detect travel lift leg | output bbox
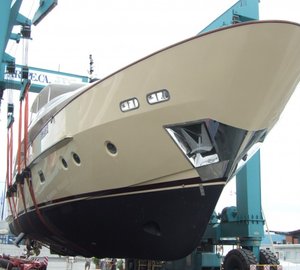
[130,1,281,269]
[163,151,279,270]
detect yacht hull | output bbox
[7,20,300,260]
[12,180,224,259]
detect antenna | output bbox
[89,54,94,82]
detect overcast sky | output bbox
[1,0,299,232]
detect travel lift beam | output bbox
[0,0,89,109]
[129,1,280,270]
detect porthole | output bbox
[60,157,68,169]
[72,152,81,165]
[38,170,45,183]
[105,141,118,156]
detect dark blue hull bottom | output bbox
[10,182,224,260]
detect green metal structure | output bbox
[0,0,88,108]
[164,1,279,269]
[199,0,259,34]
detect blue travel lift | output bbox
[129,1,279,270]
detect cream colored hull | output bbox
[9,20,300,260]
[24,20,300,205]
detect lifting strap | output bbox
[23,168,89,255]
[6,101,17,218]
[6,102,23,233]
[16,82,31,215]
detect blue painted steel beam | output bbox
[0,0,16,83]
[0,0,29,86]
[236,152,263,226]
[0,0,88,98]
[32,0,58,26]
[0,0,30,59]
[0,0,13,64]
[0,0,23,56]
[1,64,89,93]
[200,0,259,34]
[236,151,264,258]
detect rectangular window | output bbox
[120,98,139,112]
[147,89,170,104]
